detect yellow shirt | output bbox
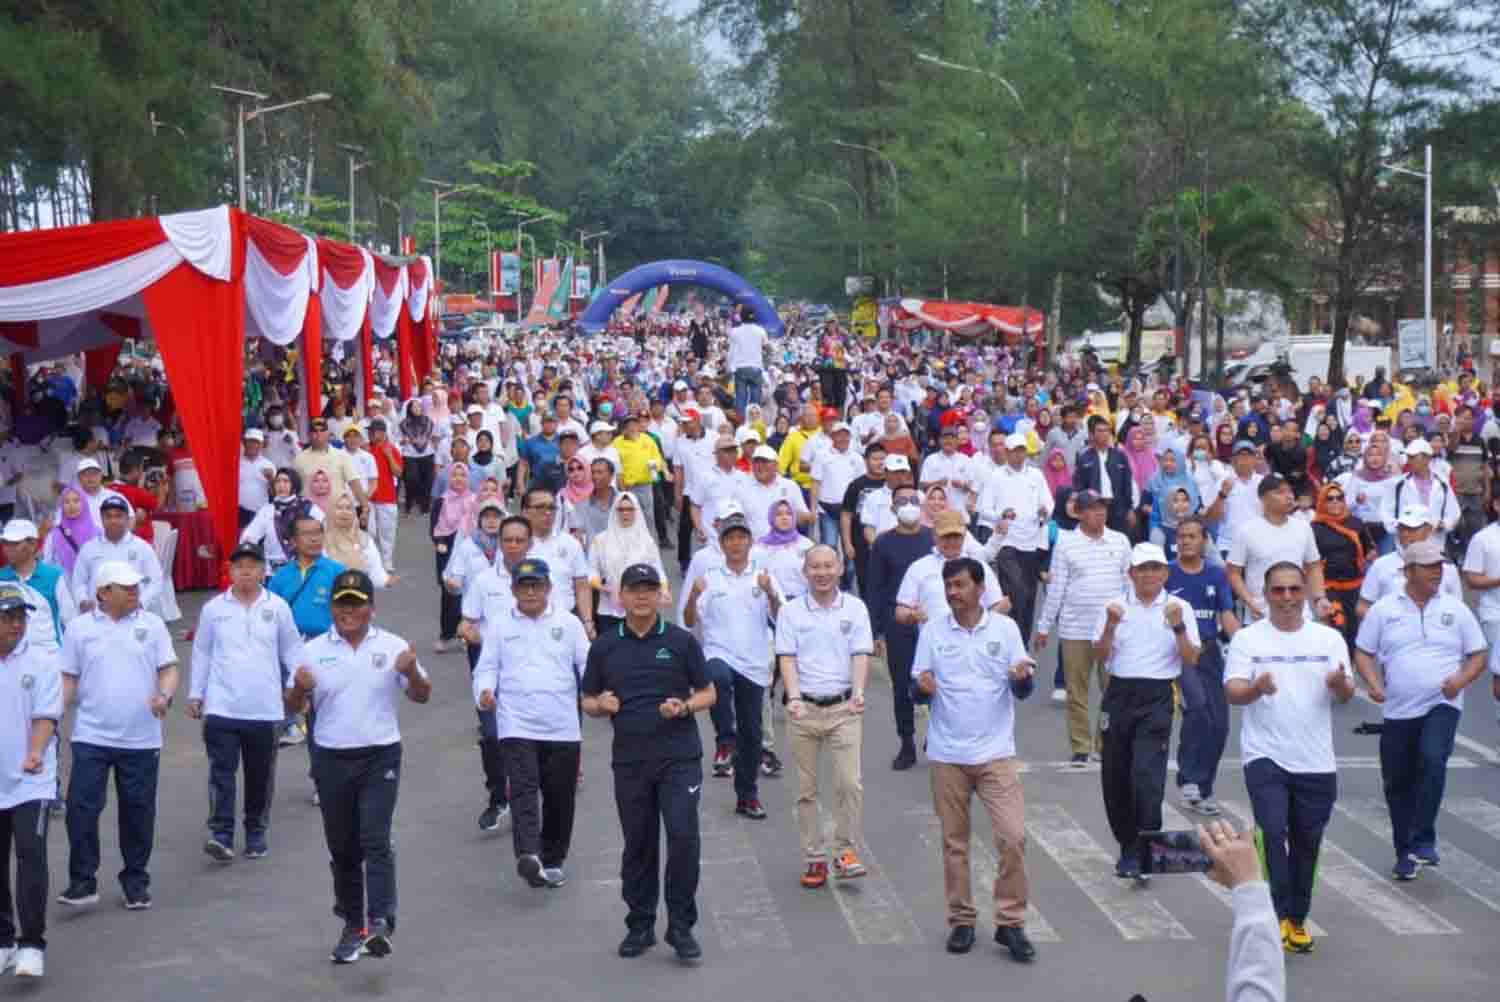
[779,428,816,488]
[612,433,664,487]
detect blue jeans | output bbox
[704,658,765,802]
[1380,704,1460,858]
[734,367,764,418]
[1244,758,1336,923]
[66,742,159,897]
[1176,654,1229,798]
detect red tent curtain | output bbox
[142,220,245,562]
[359,311,374,409]
[302,292,323,419]
[395,306,415,401]
[84,343,123,392]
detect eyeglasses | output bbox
[1324,493,1345,502]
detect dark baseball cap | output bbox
[620,563,662,588]
[0,583,35,614]
[330,569,374,604]
[229,541,266,563]
[512,557,550,583]
[99,495,131,514]
[717,513,752,539]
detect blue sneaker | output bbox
[244,833,269,860]
[1115,849,1143,881]
[1392,855,1419,881]
[1412,845,1440,867]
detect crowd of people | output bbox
[2,308,1498,1002]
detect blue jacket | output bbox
[0,561,65,643]
[268,556,345,638]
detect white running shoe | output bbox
[13,947,43,978]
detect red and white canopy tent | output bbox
[888,298,1045,341]
[0,206,437,562]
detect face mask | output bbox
[1193,448,1209,462]
[268,415,284,429]
[895,502,921,526]
[1417,406,1431,416]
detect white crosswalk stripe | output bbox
[1220,800,1460,935]
[1335,798,1500,917]
[817,805,923,945]
[1158,803,1328,937]
[1445,796,1500,840]
[905,806,1061,941]
[1025,802,1193,940]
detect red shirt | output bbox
[369,441,403,504]
[107,481,158,543]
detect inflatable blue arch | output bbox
[577,259,784,336]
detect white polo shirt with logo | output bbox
[189,588,305,721]
[0,639,63,808]
[895,551,1007,625]
[297,625,426,749]
[695,562,775,685]
[61,608,177,749]
[1091,588,1200,680]
[913,610,1030,765]
[472,605,589,742]
[1355,590,1486,721]
[774,592,874,699]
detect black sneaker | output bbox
[330,925,366,964]
[618,927,656,958]
[946,924,976,954]
[363,918,393,958]
[891,741,917,771]
[735,799,767,820]
[517,853,547,888]
[56,883,99,907]
[995,925,1036,962]
[1068,753,1090,769]
[1115,850,1142,881]
[204,836,235,863]
[479,803,509,832]
[664,926,702,963]
[244,834,269,860]
[123,890,153,911]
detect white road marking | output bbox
[907,807,1061,942]
[1028,756,1477,773]
[1445,796,1500,840]
[1159,803,1326,937]
[1025,803,1192,941]
[1452,733,1500,766]
[1336,798,1500,917]
[817,805,922,945]
[1220,800,1459,935]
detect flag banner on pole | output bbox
[573,264,591,299]
[489,251,500,298]
[499,252,520,295]
[524,259,563,328]
[636,287,655,316]
[547,258,574,319]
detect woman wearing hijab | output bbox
[323,494,392,589]
[1310,481,1373,649]
[1147,445,1201,546]
[42,485,99,578]
[431,462,478,652]
[879,412,920,468]
[588,492,667,634]
[1041,447,1072,503]
[1336,439,1398,554]
[1121,424,1157,541]
[238,467,325,570]
[753,499,813,601]
[1213,420,1237,463]
[400,397,436,515]
[469,429,503,490]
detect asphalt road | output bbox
[9,512,1500,1001]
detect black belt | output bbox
[803,689,851,707]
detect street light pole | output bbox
[580,229,611,293]
[474,220,492,295]
[515,215,547,316]
[1381,143,1435,366]
[211,86,330,211]
[421,179,478,297]
[338,143,369,242]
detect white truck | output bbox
[1219,338,1392,391]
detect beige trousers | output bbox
[930,758,1029,928]
[789,702,863,862]
[1060,638,1109,756]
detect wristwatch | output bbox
[1171,623,1187,635]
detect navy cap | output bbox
[99,495,131,514]
[0,583,35,614]
[512,558,551,583]
[1074,488,1107,509]
[620,563,662,588]
[331,569,374,604]
[229,540,266,563]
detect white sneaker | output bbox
[13,947,43,978]
[1050,688,1067,705]
[433,638,450,654]
[0,946,15,973]
[1180,782,1202,806]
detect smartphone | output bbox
[1136,830,1213,875]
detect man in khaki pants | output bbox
[775,544,873,890]
[1034,490,1131,768]
[914,556,1038,962]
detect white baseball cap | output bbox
[1395,504,1432,528]
[466,404,484,416]
[0,519,39,543]
[673,380,690,391]
[76,458,103,474]
[1004,432,1028,450]
[831,421,852,434]
[883,454,911,473]
[243,428,265,442]
[94,560,144,590]
[752,445,779,463]
[1404,438,1433,457]
[589,420,616,435]
[1130,542,1169,568]
[735,426,762,445]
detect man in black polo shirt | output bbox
[582,562,716,964]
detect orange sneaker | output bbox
[833,849,868,880]
[800,860,829,888]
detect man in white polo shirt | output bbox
[1355,538,1488,881]
[1359,505,1462,617]
[809,422,864,553]
[238,428,276,529]
[187,541,304,863]
[775,544,873,890]
[285,568,431,964]
[473,558,590,890]
[56,560,178,911]
[0,583,62,978]
[913,556,1038,963]
[1226,562,1353,954]
[1091,542,1200,880]
[894,510,1008,627]
[977,431,1054,642]
[737,445,810,539]
[71,495,164,617]
[684,512,780,815]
